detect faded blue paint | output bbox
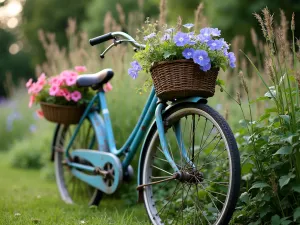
[70,150,122,194]
[65,94,100,158]
[88,111,108,151]
[137,98,207,187]
[155,103,179,172]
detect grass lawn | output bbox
[0,153,149,225]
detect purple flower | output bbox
[128,68,138,79]
[165,28,175,33]
[161,33,171,41]
[193,50,210,66]
[182,48,195,59]
[201,63,211,72]
[196,34,211,43]
[128,61,142,79]
[183,23,194,29]
[130,61,142,71]
[188,32,196,45]
[200,28,221,37]
[144,32,156,41]
[219,38,229,49]
[173,32,189,46]
[227,52,236,68]
[207,39,223,51]
[223,49,229,57]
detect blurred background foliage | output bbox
[1,0,300,97]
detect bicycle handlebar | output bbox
[89,31,145,49]
[89,33,114,46]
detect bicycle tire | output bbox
[141,103,240,225]
[53,118,103,206]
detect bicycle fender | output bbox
[137,97,207,202]
[88,111,109,152]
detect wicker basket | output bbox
[40,102,85,125]
[150,59,219,100]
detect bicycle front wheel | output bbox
[53,118,104,206]
[141,103,240,225]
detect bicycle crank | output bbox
[68,150,123,194]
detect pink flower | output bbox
[36,109,44,118]
[26,78,33,88]
[50,77,63,86]
[75,66,87,73]
[49,85,59,96]
[29,83,43,94]
[60,70,72,78]
[65,76,77,86]
[37,73,46,86]
[29,95,35,108]
[103,82,113,92]
[71,91,82,102]
[56,89,65,97]
[63,89,71,101]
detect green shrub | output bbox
[231,9,300,224]
[8,123,53,170]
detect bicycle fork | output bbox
[137,101,196,190]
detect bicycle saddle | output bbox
[76,68,114,88]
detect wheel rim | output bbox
[143,108,234,225]
[54,119,102,205]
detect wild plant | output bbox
[231,8,300,224]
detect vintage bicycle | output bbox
[51,31,241,225]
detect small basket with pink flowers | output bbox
[26,66,99,125]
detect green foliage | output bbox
[8,123,53,169]
[21,0,88,65]
[231,8,300,224]
[0,28,33,97]
[132,19,230,90]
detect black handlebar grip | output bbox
[89,33,114,46]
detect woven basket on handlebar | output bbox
[150,59,219,100]
[40,102,85,125]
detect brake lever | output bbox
[100,39,140,59]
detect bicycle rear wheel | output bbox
[53,118,104,205]
[141,103,240,225]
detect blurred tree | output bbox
[22,0,88,65]
[83,0,159,36]
[0,28,33,97]
[204,0,300,42]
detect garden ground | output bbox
[0,153,149,225]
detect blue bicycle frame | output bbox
[64,86,205,174]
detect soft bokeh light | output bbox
[0,0,22,17]
[7,17,18,28]
[0,0,6,3]
[9,43,20,54]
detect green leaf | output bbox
[250,96,269,104]
[250,182,270,190]
[280,115,290,124]
[294,207,300,221]
[292,184,300,193]
[239,192,249,203]
[163,51,175,59]
[239,119,249,128]
[273,146,292,155]
[216,79,225,86]
[271,215,281,225]
[242,173,252,181]
[279,173,295,189]
[281,219,292,225]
